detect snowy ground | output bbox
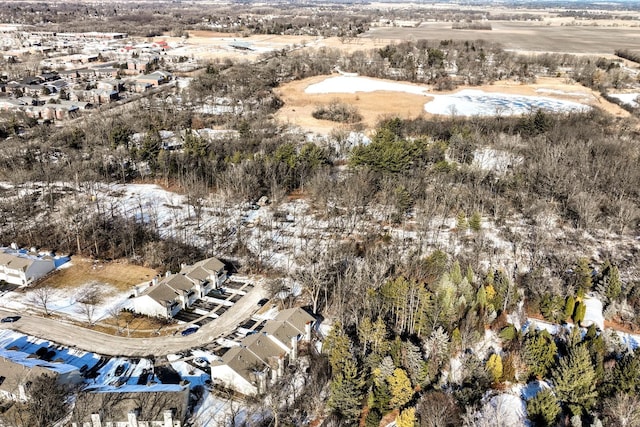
[608,92,640,108]
[424,89,591,116]
[304,75,430,95]
[0,281,135,325]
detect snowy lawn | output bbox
[1,282,135,325]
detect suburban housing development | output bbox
[132,256,227,319]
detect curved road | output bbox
[0,283,267,357]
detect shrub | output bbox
[312,100,362,123]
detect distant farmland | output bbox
[363,21,640,55]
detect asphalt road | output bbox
[0,282,267,357]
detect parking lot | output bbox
[173,279,258,328]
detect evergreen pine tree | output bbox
[328,357,365,423]
[527,388,561,427]
[574,258,593,296]
[450,261,463,286]
[456,211,468,233]
[469,211,482,232]
[573,302,587,325]
[324,321,352,373]
[466,265,475,284]
[564,295,576,320]
[605,265,622,302]
[524,330,557,379]
[551,345,598,416]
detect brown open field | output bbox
[364,21,640,55]
[275,75,628,134]
[275,75,432,133]
[158,31,322,62]
[38,257,157,292]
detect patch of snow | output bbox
[474,329,502,360]
[473,147,523,175]
[583,295,605,331]
[608,93,640,108]
[520,380,551,400]
[424,89,590,116]
[305,76,429,95]
[486,393,527,426]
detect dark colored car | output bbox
[257,298,269,307]
[181,326,199,336]
[1,316,20,323]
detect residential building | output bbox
[209,307,315,395]
[0,249,55,286]
[136,71,171,87]
[0,349,83,401]
[70,384,188,427]
[131,257,226,319]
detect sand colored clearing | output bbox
[157,31,322,62]
[275,75,628,134]
[38,257,157,292]
[275,75,433,133]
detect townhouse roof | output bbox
[0,252,34,272]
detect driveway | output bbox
[0,281,267,357]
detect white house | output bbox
[210,307,315,395]
[132,256,226,319]
[262,307,315,353]
[0,250,55,286]
[209,332,284,395]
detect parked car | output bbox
[193,357,209,368]
[1,316,20,323]
[257,298,269,307]
[181,326,199,336]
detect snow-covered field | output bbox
[608,92,640,108]
[303,76,591,116]
[304,75,429,95]
[424,89,591,116]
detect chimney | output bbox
[163,409,174,427]
[127,411,139,427]
[290,336,298,362]
[278,356,284,377]
[259,372,268,393]
[304,322,312,342]
[90,413,102,427]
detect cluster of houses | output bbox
[0,344,188,427]
[210,307,315,395]
[0,249,319,424]
[0,68,173,121]
[0,28,182,121]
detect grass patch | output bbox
[39,257,157,292]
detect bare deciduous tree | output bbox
[26,286,54,316]
[75,283,104,325]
